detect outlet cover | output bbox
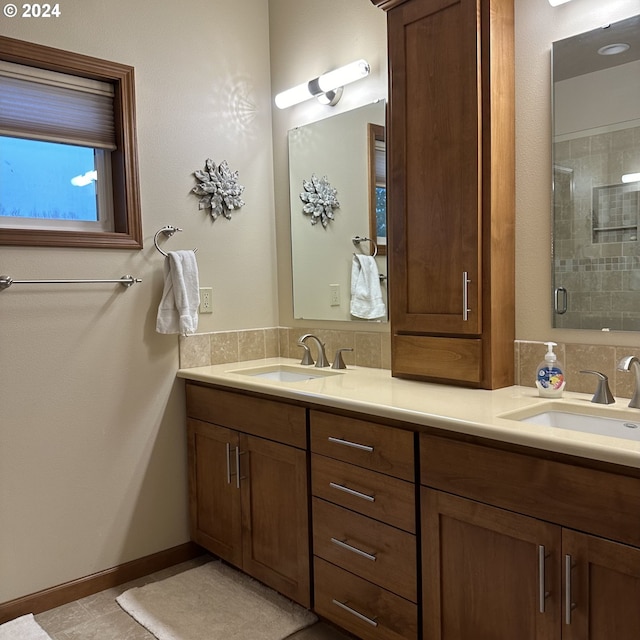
[329,284,340,307]
[199,287,213,313]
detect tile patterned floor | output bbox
[34,556,352,640]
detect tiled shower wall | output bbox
[180,330,640,401]
[553,125,640,331]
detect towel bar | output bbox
[0,275,141,291]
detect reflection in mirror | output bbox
[552,15,640,331]
[368,123,386,255]
[289,101,387,322]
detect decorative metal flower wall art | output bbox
[192,159,245,221]
[300,174,340,227]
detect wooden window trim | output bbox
[0,36,142,249]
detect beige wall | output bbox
[0,0,277,602]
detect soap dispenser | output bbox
[535,342,566,398]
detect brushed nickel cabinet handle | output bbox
[327,436,374,452]
[565,554,576,625]
[225,442,232,484]
[330,537,377,561]
[331,599,378,627]
[538,545,550,613]
[329,482,375,502]
[463,271,471,321]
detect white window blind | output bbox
[0,60,116,150]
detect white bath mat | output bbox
[0,614,53,640]
[116,561,317,640]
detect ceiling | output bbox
[553,14,640,81]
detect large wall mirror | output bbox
[289,101,387,322]
[552,15,640,330]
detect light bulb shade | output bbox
[274,81,313,110]
[548,0,572,5]
[317,59,370,93]
[274,59,370,109]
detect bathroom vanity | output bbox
[179,360,640,640]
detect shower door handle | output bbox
[554,287,567,314]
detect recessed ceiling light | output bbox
[598,43,630,56]
[548,0,571,5]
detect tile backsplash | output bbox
[180,331,640,401]
[179,327,391,370]
[515,340,640,400]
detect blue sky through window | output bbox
[0,136,98,221]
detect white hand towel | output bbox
[350,254,386,320]
[156,250,200,336]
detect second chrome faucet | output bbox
[297,334,329,368]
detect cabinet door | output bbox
[422,488,561,640]
[387,0,481,336]
[239,434,310,607]
[563,529,640,640]
[187,419,242,567]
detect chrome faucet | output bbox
[617,356,640,408]
[297,333,329,368]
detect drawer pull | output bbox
[328,436,374,452]
[332,599,378,627]
[330,537,377,562]
[329,482,375,502]
[225,443,232,484]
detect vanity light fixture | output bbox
[548,0,572,5]
[275,59,370,109]
[622,173,640,183]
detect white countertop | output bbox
[178,358,640,470]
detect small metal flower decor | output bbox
[192,159,245,221]
[300,174,340,227]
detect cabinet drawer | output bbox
[310,411,414,481]
[186,383,306,448]
[311,454,415,533]
[312,498,417,602]
[393,335,482,384]
[314,557,418,640]
[421,433,640,548]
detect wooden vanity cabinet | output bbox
[420,433,640,640]
[185,383,310,607]
[372,0,515,389]
[310,411,418,640]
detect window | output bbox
[0,36,141,248]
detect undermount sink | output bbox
[501,402,640,442]
[228,364,344,382]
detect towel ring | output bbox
[154,225,197,257]
[352,235,378,257]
